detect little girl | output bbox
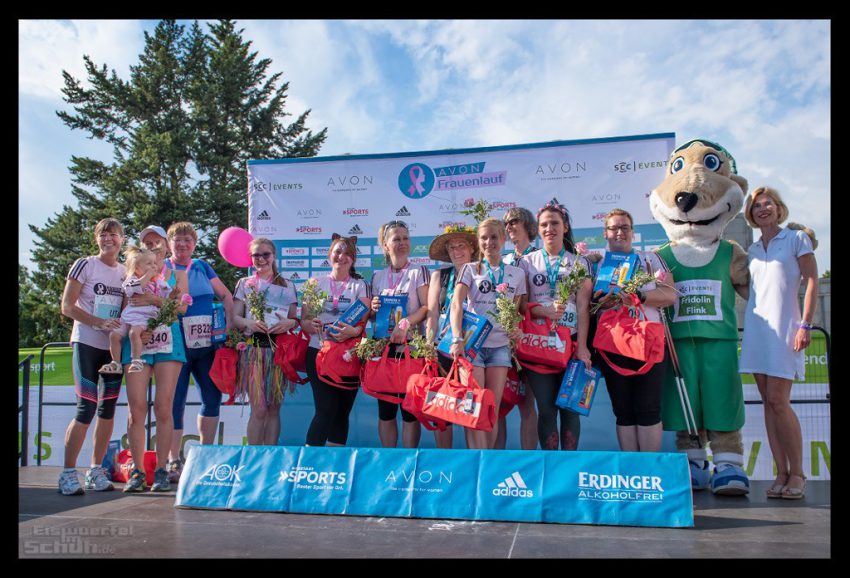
[99,246,171,374]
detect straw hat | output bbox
[428,228,479,263]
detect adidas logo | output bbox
[396,206,411,216]
[492,471,534,498]
[348,225,363,235]
[289,272,301,280]
[549,197,561,206]
[258,210,271,220]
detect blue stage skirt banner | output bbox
[176,446,693,528]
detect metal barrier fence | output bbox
[18,355,33,467]
[24,342,155,466]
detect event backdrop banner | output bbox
[247,133,676,292]
[176,445,694,528]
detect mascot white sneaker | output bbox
[650,139,751,496]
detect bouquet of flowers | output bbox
[459,197,491,224]
[591,268,676,314]
[352,335,389,362]
[554,261,591,306]
[244,277,275,350]
[408,328,437,360]
[487,283,523,369]
[300,278,328,320]
[146,292,191,330]
[574,241,603,264]
[223,327,248,351]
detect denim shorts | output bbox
[470,345,512,369]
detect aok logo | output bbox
[199,464,245,484]
[492,471,534,498]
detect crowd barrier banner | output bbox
[176,445,694,528]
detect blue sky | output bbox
[19,19,830,271]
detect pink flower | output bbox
[655,269,668,283]
[464,198,475,208]
[397,318,410,332]
[306,278,318,286]
[180,293,194,306]
[236,342,247,351]
[574,242,588,255]
[245,277,257,289]
[496,283,509,294]
[342,350,353,362]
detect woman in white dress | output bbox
[739,186,818,500]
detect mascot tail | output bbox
[787,222,819,250]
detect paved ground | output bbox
[19,466,830,558]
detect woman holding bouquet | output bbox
[232,237,299,446]
[497,207,540,450]
[517,202,591,451]
[369,220,431,449]
[165,222,234,482]
[593,209,677,453]
[122,225,189,492]
[302,235,371,446]
[426,226,478,448]
[449,218,526,449]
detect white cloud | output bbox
[19,19,145,101]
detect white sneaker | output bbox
[58,469,85,496]
[84,466,114,491]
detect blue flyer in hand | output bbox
[592,251,639,295]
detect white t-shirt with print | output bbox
[370,264,430,335]
[307,275,370,349]
[67,256,127,350]
[234,276,298,336]
[457,260,527,348]
[520,249,592,335]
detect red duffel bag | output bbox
[516,302,573,373]
[593,294,665,376]
[498,367,525,418]
[420,357,497,432]
[274,330,310,384]
[209,347,239,405]
[111,449,157,484]
[316,337,362,390]
[361,344,431,404]
[402,361,447,431]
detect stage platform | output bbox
[19,466,830,558]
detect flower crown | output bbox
[537,199,569,222]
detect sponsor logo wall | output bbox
[176,445,694,528]
[248,134,675,289]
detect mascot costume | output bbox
[650,139,750,495]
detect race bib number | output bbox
[93,294,122,321]
[182,315,212,349]
[673,280,723,322]
[557,302,578,329]
[144,325,173,354]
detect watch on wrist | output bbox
[451,336,463,344]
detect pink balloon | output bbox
[218,227,254,268]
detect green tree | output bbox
[23,19,327,344]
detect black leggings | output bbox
[305,347,359,446]
[525,368,581,450]
[72,342,122,424]
[600,351,666,427]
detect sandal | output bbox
[781,474,806,500]
[127,359,146,373]
[766,472,789,499]
[98,360,123,374]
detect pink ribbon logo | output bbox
[407,165,426,196]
